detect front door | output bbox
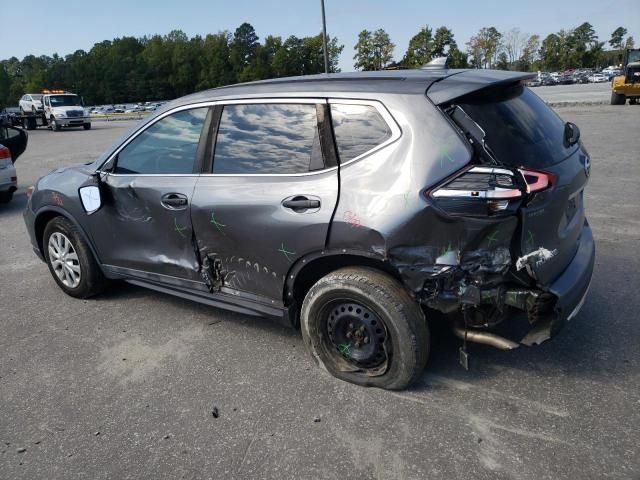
[191,101,339,302]
[86,107,210,282]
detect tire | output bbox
[300,267,429,390]
[83,123,91,130]
[43,216,106,298]
[630,98,638,105]
[611,91,626,105]
[0,190,14,204]
[50,116,61,131]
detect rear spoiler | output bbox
[426,70,536,105]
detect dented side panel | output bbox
[85,175,202,281]
[327,94,515,295]
[191,171,338,301]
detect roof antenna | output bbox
[421,56,449,70]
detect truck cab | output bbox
[611,49,640,105]
[42,91,91,131]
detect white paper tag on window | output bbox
[79,186,101,214]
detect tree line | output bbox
[0,21,635,107]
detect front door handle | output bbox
[161,193,188,210]
[282,196,321,212]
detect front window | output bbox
[49,95,82,107]
[114,108,207,175]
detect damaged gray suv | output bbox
[24,67,595,390]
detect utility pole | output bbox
[320,0,329,73]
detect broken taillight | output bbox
[428,166,522,217]
[519,168,555,194]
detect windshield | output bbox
[455,83,577,168]
[49,95,82,107]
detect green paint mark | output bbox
[439,241,453,257]
[337,343,352,356]
[486,230,499,246]
[174,218,188,238]
[210,212,226,233]
[438,143,455,168]
[277,242,296,262]
[527,229,535,245]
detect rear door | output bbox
[451,82,590,285]
[191,100,339,302]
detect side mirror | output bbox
[564,122,580,147]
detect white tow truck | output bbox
[20,90,91,131]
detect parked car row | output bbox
[528,67,623,87]
[89,101,166,115]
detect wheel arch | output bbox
[34,206,103,266]
[284,249,405,321]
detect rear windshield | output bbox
[455,84,576,168]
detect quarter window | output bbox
[330,104,392,162]
[115,108,207,174]
[213,103,323,174]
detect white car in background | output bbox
[19,93,44,114]
[588,73,608,83]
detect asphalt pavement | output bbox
[1,104,639,479]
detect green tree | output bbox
[432,27,457,58]
[372,29,395,69]
[353,30,374,70]
[467,27,502,68]
[230,22,259,77]
[609,27,628,49]
[402,26,434,68]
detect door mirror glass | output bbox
[79,185,102,214]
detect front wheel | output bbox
[50,116,61,131]
[300,267,429,390]
[43,216,106,298]
[83,123,91,130]
[611,91,626,105]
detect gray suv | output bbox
[23,69,595,390]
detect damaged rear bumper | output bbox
[523,221,595,345]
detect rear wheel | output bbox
[611,91,626,105]
[300,267,429,390]
[43,216,106,298]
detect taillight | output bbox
[0,146,10,160]
[519,168,555,193]
[429,166,522,217]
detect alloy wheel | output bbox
[48,232,81,288]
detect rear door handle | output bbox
[282,196,321,212]
[161,193,188,210]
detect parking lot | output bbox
[1,105,639,479]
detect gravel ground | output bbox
[1,104,639,480]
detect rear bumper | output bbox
[521,221,595,345]
[548,220,595,323]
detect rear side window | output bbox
[115,107,207,174]
[455,84,576,168]
[330,104,392,162]
[213,104,323,174]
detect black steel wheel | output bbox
[301,267,429,390]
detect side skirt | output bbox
[103,265,295,327]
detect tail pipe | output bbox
[452,326,520,350]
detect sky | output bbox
[1,0,638,72]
